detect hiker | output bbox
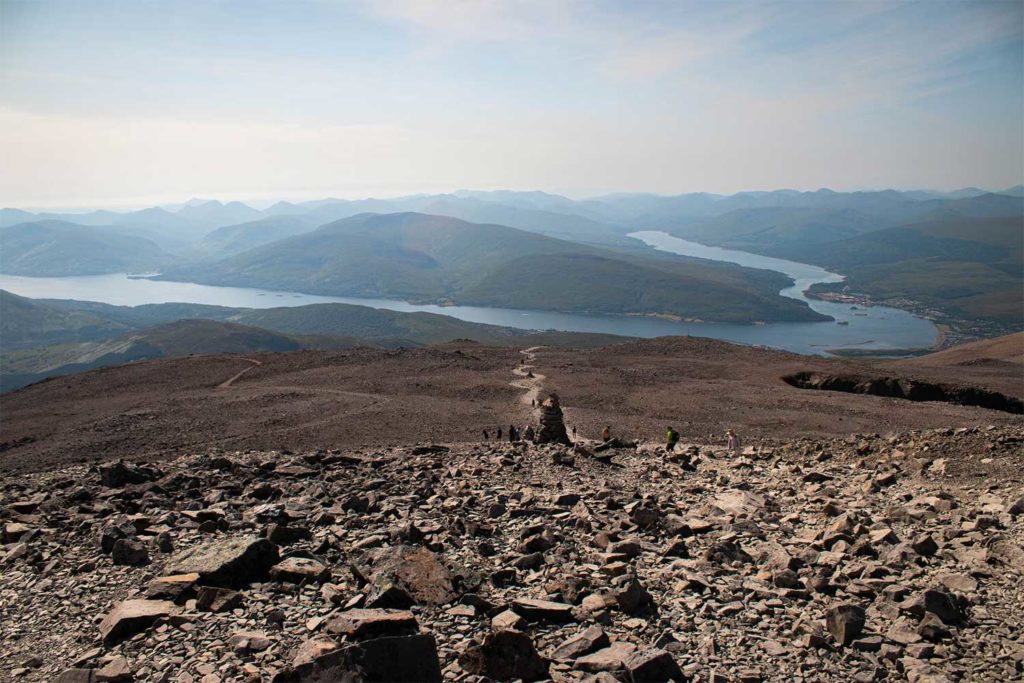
[601,425,611,442]
[496,427,503,440]
[531,398,536,407]
[666,426,680,453]
[509,424,517,442]
[482,429,489,440]
[727,429,742,456]
[524,425,535,442]
[572,426,578,440]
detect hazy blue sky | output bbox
[1,0,1022,208]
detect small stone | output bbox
[228,630,272,653]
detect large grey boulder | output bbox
[166,535,279,587]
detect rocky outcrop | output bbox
[783,371,1023,414]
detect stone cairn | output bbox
[536,393,571,445]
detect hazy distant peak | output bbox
[264,200,309,215]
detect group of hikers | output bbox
[484,421,743,455]
[665,425,742,455]
[482,424,535,443]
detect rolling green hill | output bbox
[800,216,1023,325]
[0,319,319,392]
[0,292,632,391]
[192,215,323,260]
[0,290,132,349]
[0,220,172,276]
[2,292,631,352]
[160,212,826,323]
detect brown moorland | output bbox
[1,335,1020,474]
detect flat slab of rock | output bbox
[99,599,176,644]
[576,641,638,672]
[512,597,576,623]
[145,573,199,602]
[325,609,418,640]
[270,557,331,584]
[550,625,610,660]
[166,536,279,587]
[715,489,766,517]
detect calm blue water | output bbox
[0,236,937,356]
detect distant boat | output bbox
[837,320,850,325]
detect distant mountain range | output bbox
[0,220,173,276]
[2,185,1021,334]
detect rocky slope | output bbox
[2,422,1022,682]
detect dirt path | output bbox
[216,358,263,389]
[510,347,546,410]
[510,346,578,438]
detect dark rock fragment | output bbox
[460,629,549,682]
[825,603,866,646]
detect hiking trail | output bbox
[216,358,262,389]
[511,347,545,409]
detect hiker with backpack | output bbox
[665,426,680,453]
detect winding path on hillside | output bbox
[510,346,577,439]
[216,358,263,389]
[511,346,546,409]
[214,356,392,409]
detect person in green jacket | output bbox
[666,426,680,453]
